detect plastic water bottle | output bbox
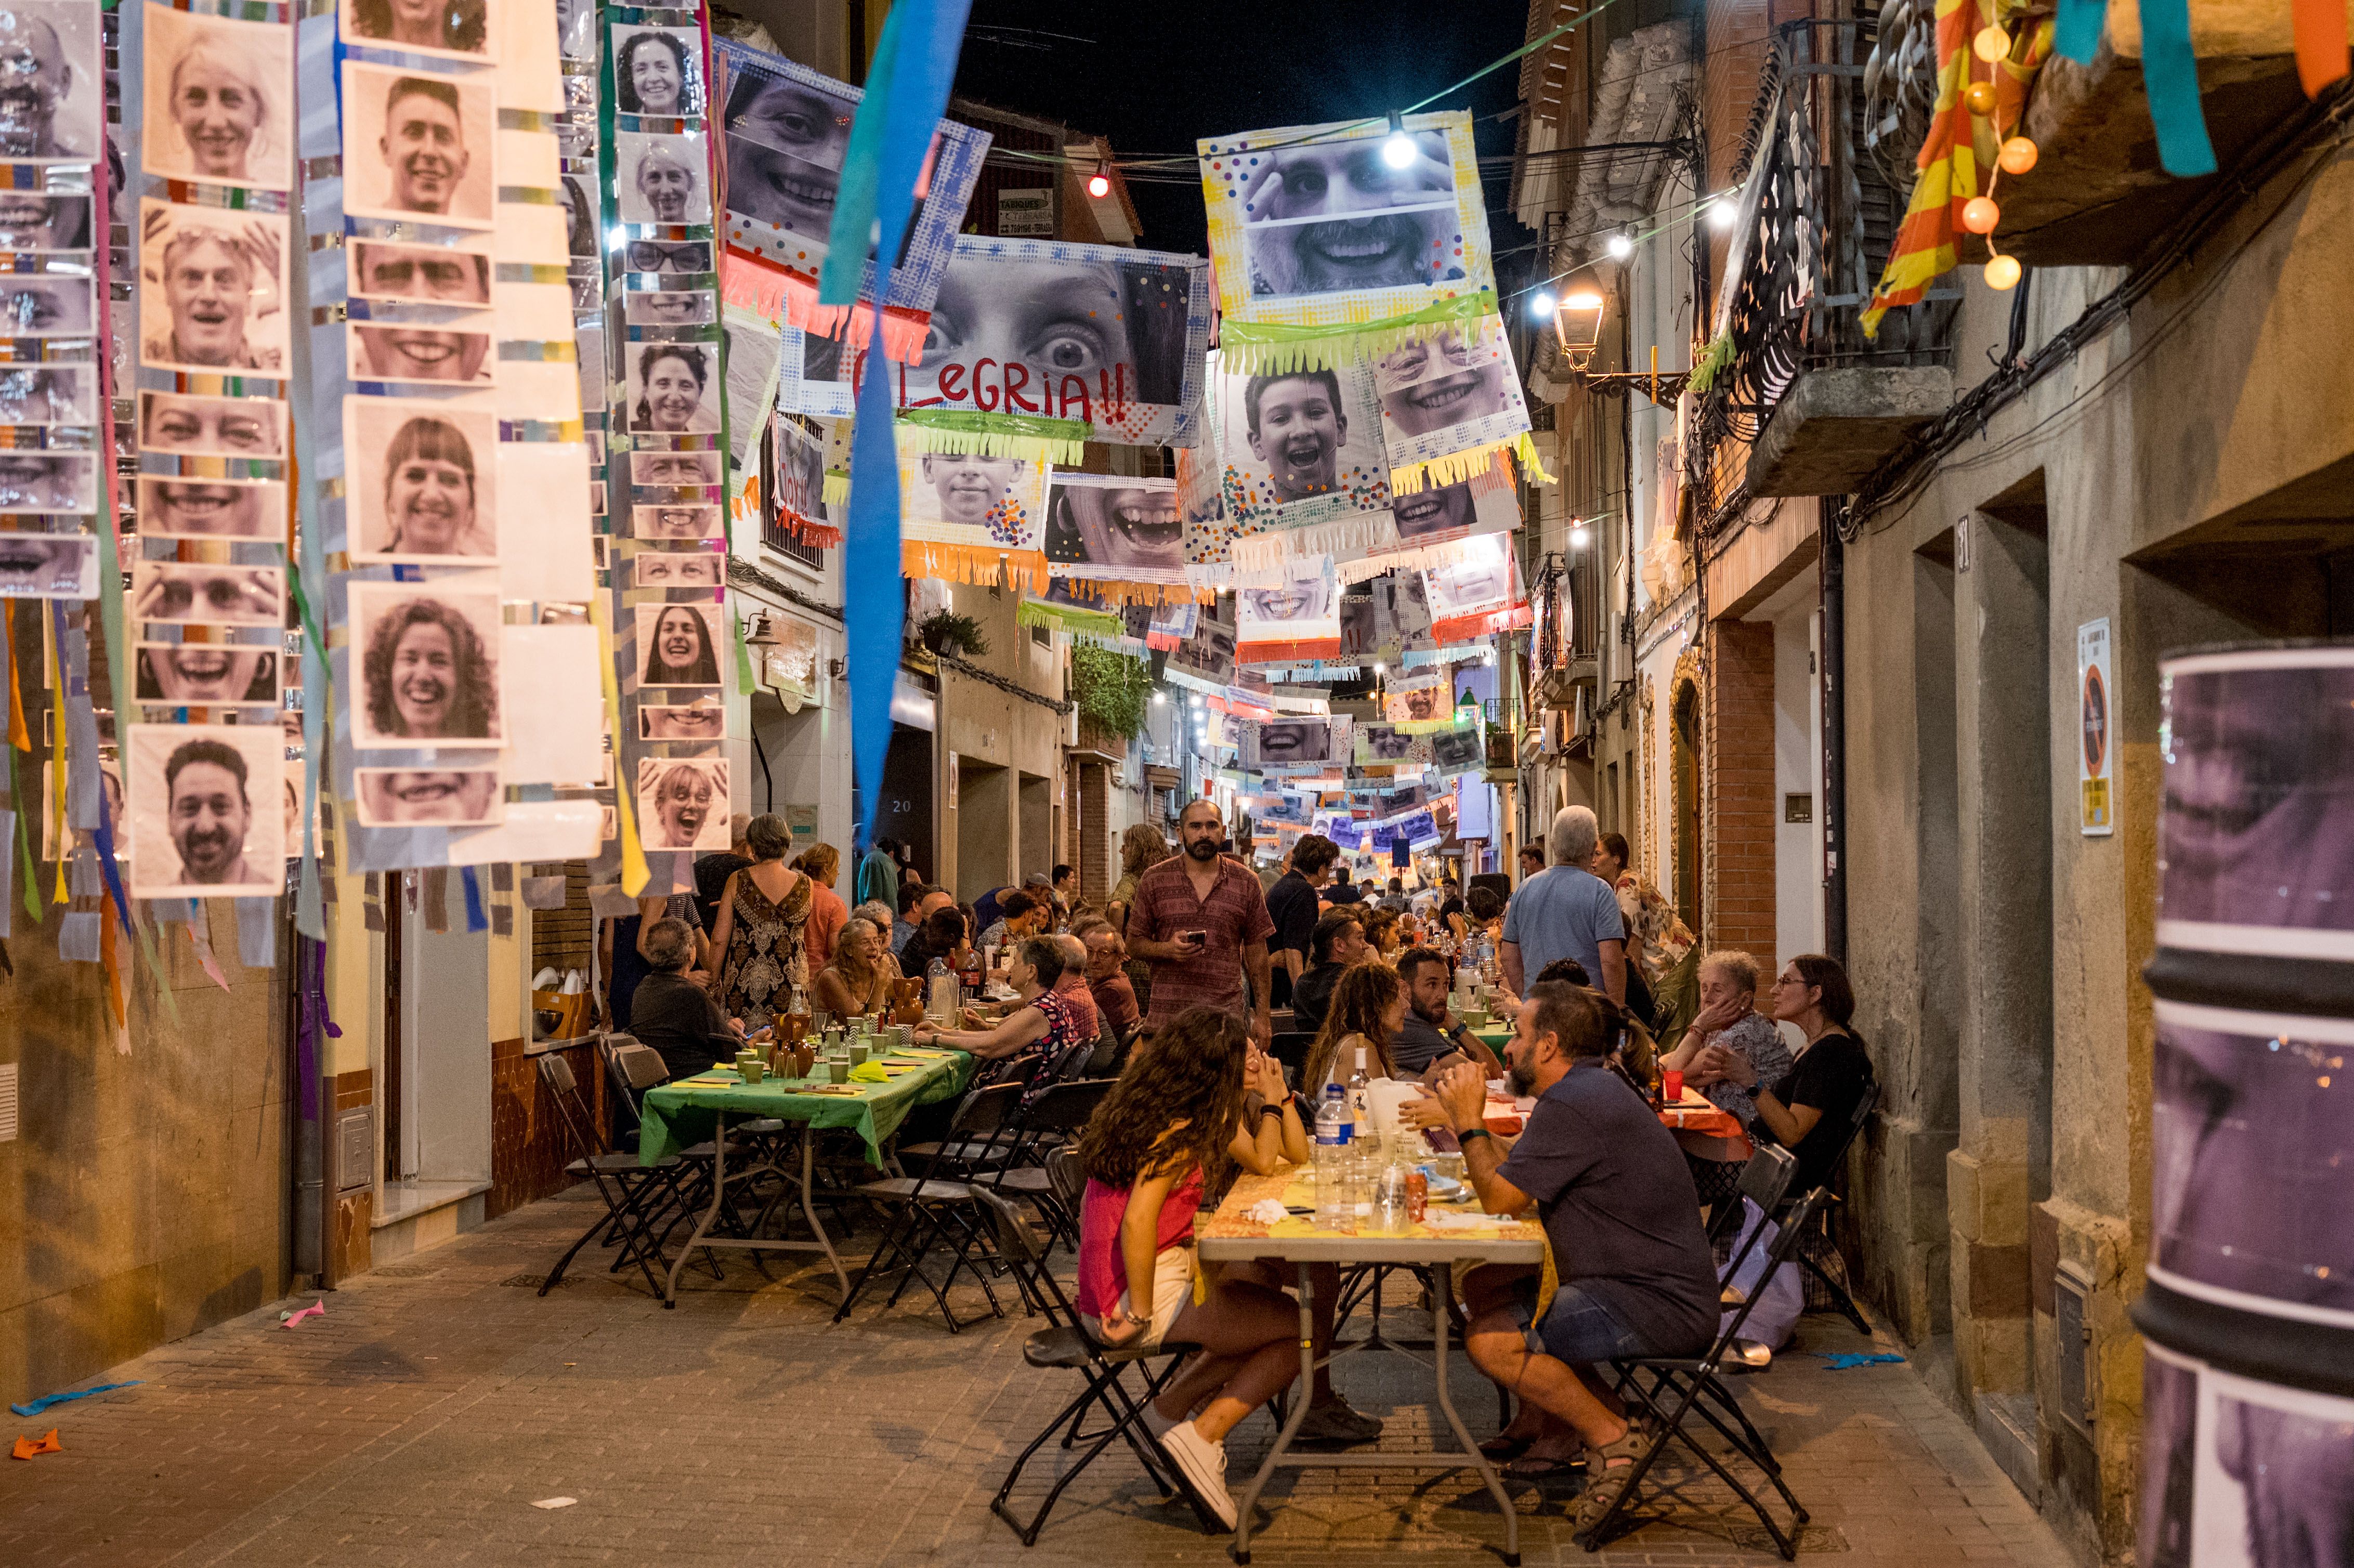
[1314,1086,1353,1230]
[926,957,957,1023]
[1347,1044,1372,1140]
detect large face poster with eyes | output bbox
[897,238,1210,447]
[713,37,988,312]
[1371,314,1530,469]
[1197,110,1493,326]
[1044,473,1182,587]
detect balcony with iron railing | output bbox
[1690,17,1959,522]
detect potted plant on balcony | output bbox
[914,609,988,658]
[1070,644,1154,746]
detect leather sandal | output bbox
[1571,1426,1651,1532]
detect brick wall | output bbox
[1079,761,1111,908]
[529,860,594,981]
[1704,619,1776,956]
[488,1036,611,1221]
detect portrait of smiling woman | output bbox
[635,602,722,688]
[613,25,698,115]
[351,586,503,747]
[142,7,292,190]
[345,0,490,60]
[629,342,717,433]
[348,404,496,562]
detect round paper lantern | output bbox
[1972,24,2010,61]
[1963,196,2001,234]
[1963,80,1998,115]
[1998,136,2039,175]
[1984,254,2022,290]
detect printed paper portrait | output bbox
[0,191,89,252]
[1165,610,1236,688]
[0,532,96,599]
[341,0,495,64]
[1382,458,1521,548]
[624,288,716,329]
[135,641,278,707]
[0,450,95,513]
[631,502,722,540]
[347,579,506,748]
[611,23,702,116]
[624,340,721,433]
[141,4,295,191]
[1381,667,1450,722]
[346,398,498,564]
[634,601,724,689]
[637,698,726,741]
[0,0,102,164]
[136,475,285,541]
[720,299,783,478]
[1429,723,1483,774]
[138,390,285,458]
[636,756,729,850]
[0,272,91,337]
[354,766,503,828]
[1217,357,1390,528]
[139,199,291,375]
[631,548,723,590]
[0,363,95,426]
[1249,718,1332,770]
[1355,722,1418,764]
[614,129,712,227]
[1199,110,1492,322]
[1044,473,1183,584]
[130,559,283,625]
[1371,315,1529,468]
[1235,555,1339,645]
[341,61,498,230]
[126,721,283,897]
[348,319,493,386]
[769,416,824,530]
[2190,1364,2354,1568]
[896,445,1045,552]
[348,238,493,307]
[906,239,1210,446]
[633,448,721,490]
[1423,533,1517,621]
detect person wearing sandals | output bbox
[1076,1007,1304,1528]
[1424,980,1718,1522]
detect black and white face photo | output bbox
[1359,723,1415,762]
[1338,583,1376,657]
[909,452,1025,530]
[346,399,498,563]
[350,239,492,306]
[142,5,294,191]
[341,0,494,64]
[1044,475,1183,575]
[1390,479,1479,540]
[1235,125,1462,301]
[131,561,284,626]
[631,550,722,589]
[770,419,823,524]
[126,722,283,897]
[0,450,94,512]
[349,582,506,748]
[139,390,285,458]
[1255,720,1331,766]
[632,503,721,540]
[1240,569,1332,628]
[616,130,712,226]
[2193,1368,2354,1568]
[135,642,278,706]
[1430,726,1483,770]
[0,190,88,252]
[0,532,95,598]
[1375,323,1514,442]
[636,603,724,690]
[633,449,721,489]
[0,2,100,162]
[137,476,283,541]
[342,62,496,229]
[638,700,726,742]
[627,342,720,434]
[1378,569,1432,644]
[349,322,493,386]
[624,289,716,329]
[355,767,503,828]
[721,59,852,239]
[612,24,702,116]
[636,757,729,850]
[0,273,90,336]
[1426,545,1513,618]
[140,200,291,374]
[1169,615,1236,686]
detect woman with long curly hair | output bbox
[1075,1007,1302,1528]
[1303,959,1405,1093]
[614,28,695,115]
[362,597,498,741]
[1109,821,1169,1017]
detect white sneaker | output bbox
[1154,1419,1238,1529]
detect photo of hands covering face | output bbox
[616,130,711,226]
[132,560,283,625]
[143,4,293,190]
[139,390,284,456]
[0,2,101,163]
[355,767,502,828]
[135,642,277,706]
[1233,125,1463,300]
[127,722,283,897]
[137,475,284,540]
[1043,474,1182,576]
[341,62,495,229]
[140,200,289,374]
[0,532,95,598]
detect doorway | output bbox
[1670,682,1702,932]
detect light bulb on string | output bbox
[1972,24,2010,62]
[1998,136,2039,175]
[1087,161,1110,199]
[1381,112,1415,169]
[1708,197,1737,230]
[1962,196,2000,234]
[1529,290,1558,320]
[1569,518,1591,546]
[1963,79,1998,115]
[1605,232,1633,259]
[1984,253,2022,290]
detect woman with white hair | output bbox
[166,38,270,183]
[810,913,902,1020]
[1657,950,1795,1213]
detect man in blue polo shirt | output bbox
[1500,806,1626,1003]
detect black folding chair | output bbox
[534,1054,685,1297]
[991,1079,1115,1255]
[1580,1188,1827,1559]
[833,1080,1026,1331]
[1777,1079,1878,1333]
[1267,1030,1314,1083]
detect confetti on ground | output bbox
[11,1381,140,1417]
[532,1497,578,1510]
[11,1428,62,1459]
[280,1301,326,1329]
[1815,1352,1906,1370]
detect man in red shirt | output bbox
[1074,915,1142,1039]
[1123,799,1275,1046]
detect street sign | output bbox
[2077,619,2112,836]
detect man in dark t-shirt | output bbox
[1264,832,1338,1011]
[1289,906,1367,1034]
[627,917,741,1081]
[1428,979,1719,1517]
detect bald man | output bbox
[0,12,88,160]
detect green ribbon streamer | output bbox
[1219,290,1501,374]
[9,747,34,921]
[895,409,1090,464]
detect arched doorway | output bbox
[1670,679,1702,933]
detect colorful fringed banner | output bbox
[720,245,934,360]
[897,409,1089,466]
[901,540,1048,592]
[822,469,851,506]
[1430,600,1534,646]
[1217,290,1502,377]
[1390,431,1554,494]
[1016,596,1128,644]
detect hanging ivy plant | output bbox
[1070,643,1154,740]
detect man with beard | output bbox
[1244,370,1346,503]
[919,451,1019,528]
[1391,946,1499,1076]
[1239,131,1459,298]
[163,737,264,887]
[0,12,91,160]
[380,76,469,217]
[1122,798,1274,1046]
[1427,982,1717,1506]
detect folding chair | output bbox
[1777,1079,1878,1334]
[992,1079,1115,1255]
[975,1187,1207,1544]
[1267,1030,1314,1084]
[534,1054,685,1297]
[833,1080,1026,1331]
[1579,1188,1827,1559]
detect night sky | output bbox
[950,0,1537,271]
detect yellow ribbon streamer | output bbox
[590,598,650,897]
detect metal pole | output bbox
[1820,508,1849,966]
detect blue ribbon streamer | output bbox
[834,0,973,852]
[12,1380,140,1417]
[2139,0,2218,174]
[2054,0,2104,63]
[460,866,488,934]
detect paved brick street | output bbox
[0,1185,2074,1568]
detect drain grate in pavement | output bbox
[1726,1522,1848,1553]
[372,1265,440,1278]
[501,1273,568,1288]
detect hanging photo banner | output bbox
[1381,664,1452,722]
[893,432,1049,589]
[1215,355,1391,536]
[1242,716,1337,774]
[1235,553,1340,664]
[1372,313,1538,490]
[1017,580,1129,647]
[713,37,990,360]
[1162,608,1237,692]
[1045,472,1184,590]
[1425,535,1530,644]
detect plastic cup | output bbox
[828,1059,851,1085]
[741,1059,766,1085]
[849,1043,871,1067]
[1663,1068,1684,1104]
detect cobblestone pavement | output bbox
[0,1183,2076,1568]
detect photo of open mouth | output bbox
[1405,370,1486,419]
[152,481,262,537]
[1110,496,1180,550]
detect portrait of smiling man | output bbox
[130,727,280,897]
[135,644,276,706]
[355,768,501,827]
[1238,127,1460,299]
[350,323,492,385]
[140,202,288,373]
[345,66,490,226]
[0,5,99,162]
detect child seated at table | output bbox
[1076,1006,1304,1528]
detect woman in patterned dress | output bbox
[710,813,814,1024]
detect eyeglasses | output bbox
[625,240,711,273]
[1773,973,1803,988]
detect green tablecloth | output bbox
[1471,1022,1512,1051]
[638,1051,975,1168]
